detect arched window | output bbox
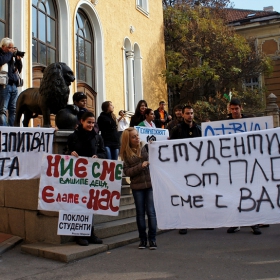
[76,9,95,89]
[32,0,58,66]
[75,9,96,114]
[0,0,9,39]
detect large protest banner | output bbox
[38,154,123,216]
[201,116,273,136]
[134,126,169,143]
[149,127,280,229]
[0,127,55,180]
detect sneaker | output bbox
[138,240,147,249]
[179,229,187,234]
[227,227,240,233]
[251,225,262,235]
[76,237,89,246]
[149,241,157,250]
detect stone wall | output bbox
[0,131,74,244]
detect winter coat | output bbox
[154,108,171,129]
[129,113,145,127]
[97,112,119,149]
[123,145,152,190]
[67,124,106,158]
[0,48,22,85]
[170,121,201,139]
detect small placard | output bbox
[57,211,93,236]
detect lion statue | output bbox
[14,62,75,127]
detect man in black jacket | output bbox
[154,101,172,129]
[226,98,262,235]
[170,105,201,234]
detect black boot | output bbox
[88,227,103,244]
[76,237,89,246]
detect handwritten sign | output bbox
[38,154,123,216]
[57,211,93,236]
[134,126,169,143]
[149,127,280,229]
[201,116,273,137]
[0,127,55,179]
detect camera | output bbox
[13,48,25,58]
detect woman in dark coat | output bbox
[67,111,105,246]
[97,101,119,160]
[129,100,147,127]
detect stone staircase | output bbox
[94,176,138,239]
[20,176,151,262]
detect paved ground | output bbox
[1,225,280,280]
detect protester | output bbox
[120,127,157,250]
[129,100,147,127]
[117,110,129,140]
[67,111,105,246]
[0,37,24,126]
[166,104,183,136]
[97,101,119,160]
[154,101,172,129]
[170,105,201,234]
[137,108,156,128]
[226,98,262,235]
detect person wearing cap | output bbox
[154,101,172,129]
[72,91,99,133]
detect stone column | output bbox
[126,50,135,111]
[265,93,279,127]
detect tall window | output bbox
[136,0,149,16]
[76,9,95,89]
[32,0,57,66]
[0,0,9,39]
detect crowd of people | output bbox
[1,38,263,251]
[66,96,265,249]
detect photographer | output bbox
[0,37,25,126]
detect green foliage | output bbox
[162,1,273,105]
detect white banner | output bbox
[38,154,123,216]
[0,127,55,180]
[201,116,273,137]
[134,126,169,143]
[57,211,93,236]
[149,127,280,229]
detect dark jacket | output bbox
[123,145,152,190]
[97,112,119,148]
[0,48,22,85]
[154,108,171,128]
[129,113,145,127]
[67,124,106,158]
[170,121,201,139]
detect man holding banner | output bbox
[226,98,261,235]
[170,105,201,234]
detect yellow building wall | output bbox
[23,0,166,114]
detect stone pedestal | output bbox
[0,130,74,244]
[265,93,279,127]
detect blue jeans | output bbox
[105,146,119,160]
[132,188,157,242]
[0,84,18,126]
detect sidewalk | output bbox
[0,233,22,255]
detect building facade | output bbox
[227,8,280,107]
[0,0,167,126]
